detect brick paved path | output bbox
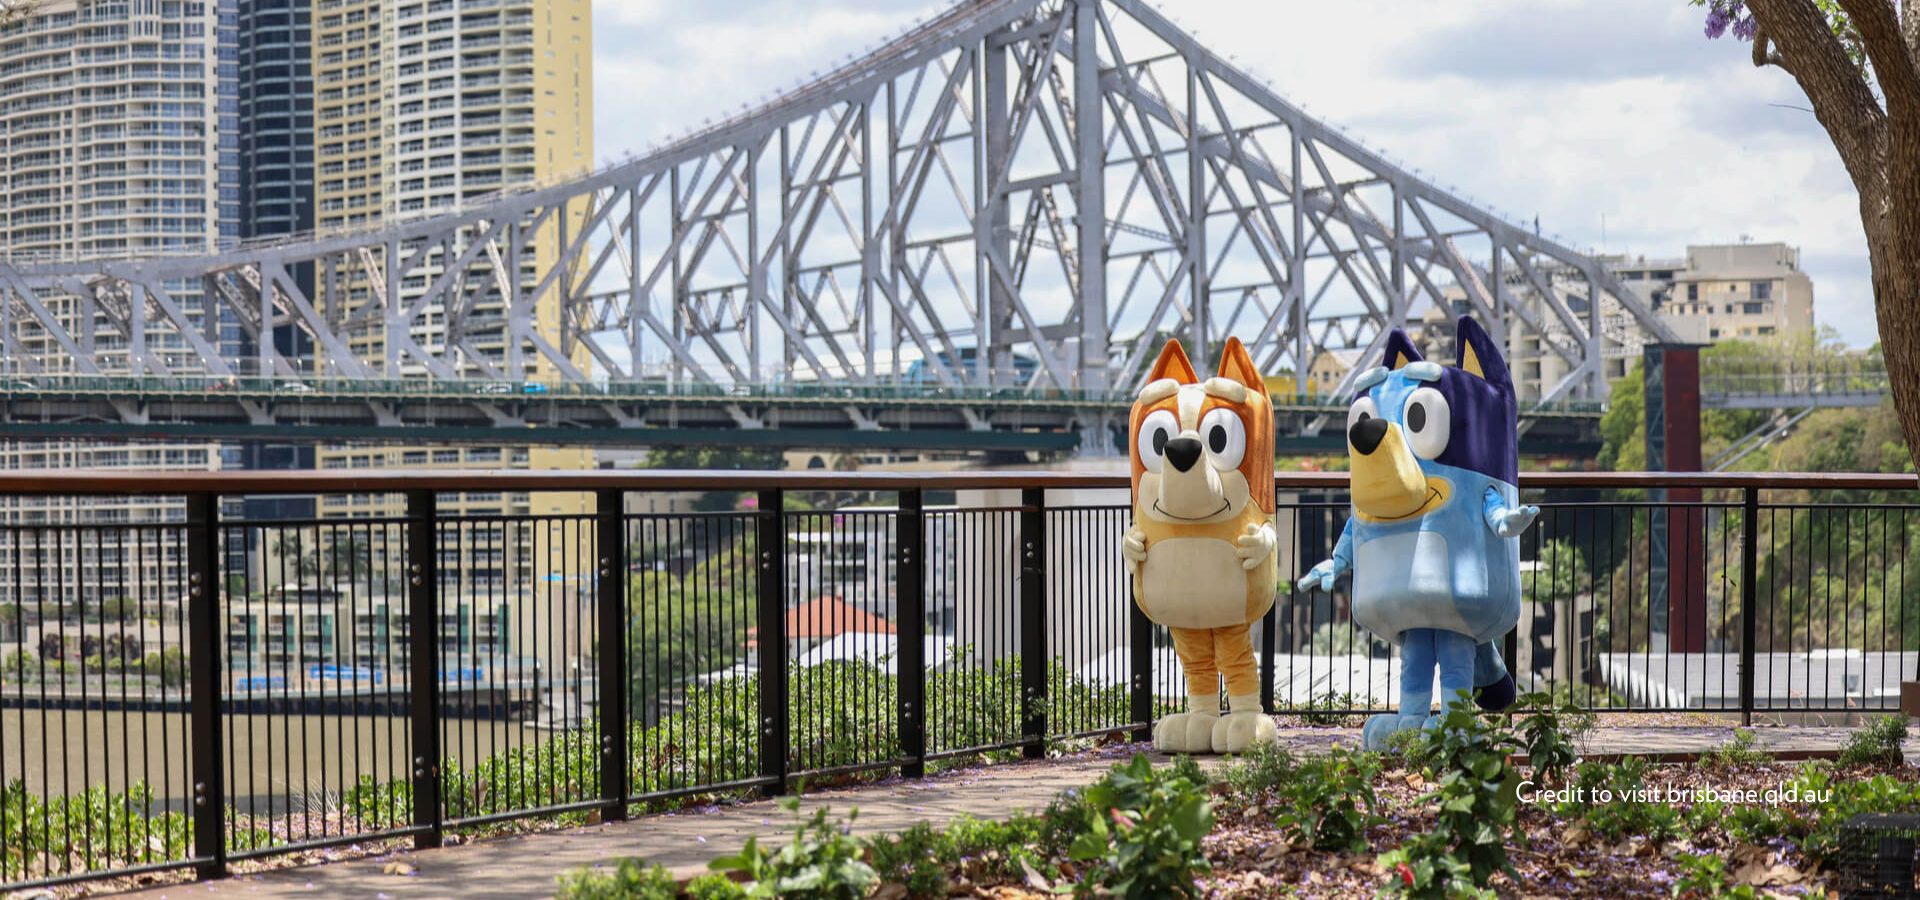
[116,725,1914,900]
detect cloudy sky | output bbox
[590,0,1876,347]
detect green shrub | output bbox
[942,812,1046,883]
[1837,714,1909,768]
[554,858,679,899]
[1295,690,1363,727]
[866,821,950,898]
[1671,851,1760,899]
[1219,740,1297,797]
[1698,729,1772,769]
[707,797,876,899]
[1065,753,1214,899]
[1510,692,1589,785]
[1776,763,1920,865]
[1558,757,1681,841]
[682,873,747,899]
[1273,748,1380,853]
[1380,694,1523,896]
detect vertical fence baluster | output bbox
[595,488,630,819]
[405,490,443,850]
[1129,567,1153,742]
[1020,488,1046,758]
[897,489,927,777]
[755,489,788,796]
[1740,486,1759,725]
[186,492,226,881]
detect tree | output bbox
[1695,0,1920,470]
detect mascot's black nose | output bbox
[1163,436,1203,472]
[1349,416,1389,455]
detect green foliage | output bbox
[707,797,877,899]
[143,646,188,688]
[1671,851,1759,900]
[1836,714,1908,768]
[1597,362,1645,473]
[1272,748,1380,853]
[1377,843,1497,900]
[1699,728,1773,769]
[554,858,681,900]
[940,812,1047,883]
[1064,753,1215,899]
[682,873,748,899]
[0,779,263,882]
[866,821,950,898]
[1219,739,1297,796]
[1511,692,1590,786]
[1558,757,1681,842]
[1293,689,1365,727]
[1772,763,1920,865]
[1383,695,1523,895]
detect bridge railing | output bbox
[0,468,1914,890]
[0,372,1612,416]
[1700,356,1891,400]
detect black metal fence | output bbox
[0,469,1916,891]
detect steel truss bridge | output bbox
[0,0,1687,453]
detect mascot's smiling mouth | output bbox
[1355,478,1452,523]
[1153,498,1232,521]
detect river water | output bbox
[1,708,546,814]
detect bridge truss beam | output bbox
[0,0,1674,446]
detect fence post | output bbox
[1129,591,1153,743]
[1740,486,1759,726]
[1020,487,1047,759]
[755,489,788,796]
[896,489,926,777]
[595,488,629,819]
[405,490,443,850]
[185,492,226,880]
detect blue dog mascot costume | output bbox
[1298,316,1540,750]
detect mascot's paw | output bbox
[1475,671,1517,711]
[1210,711,1277,754]
[1361,713,1430,751]
[1153,712,1219,754]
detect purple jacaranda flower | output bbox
[1705,6,1733,38]
[1732,16,1757,39]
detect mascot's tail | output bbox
[1472,640,1517,711]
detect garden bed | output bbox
[557,702,1917,899]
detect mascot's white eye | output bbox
[1200,407,1246,471]
[1403,387,1451,459]
[1136,409,1178,473]
[1346,396,1379,437]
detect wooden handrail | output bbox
[0,468,1908,494]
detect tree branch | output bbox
[1836,0,1920,116]
[1752,28,1784,67]
[1747,0,1889,189]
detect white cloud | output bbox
[591,0,1881,346]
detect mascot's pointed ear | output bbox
[1381,329,1423,371]
[1215,336,1262,387]
[1147,339,1198,384]
[1455,315,1512,388]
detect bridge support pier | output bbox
[1645,343,1705,654]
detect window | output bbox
[1758,326,1776,335]
[1710,328,1721,339]
[1742,302,1765,315]
[1686,283,1698,301]
[1751,280,1773,300]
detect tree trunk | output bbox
[1745,0,1920,472]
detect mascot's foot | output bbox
[1210,711,1277,754]
[1362,713,1430,751]
[1475,671,1517,711]
[1153,712,1219,754]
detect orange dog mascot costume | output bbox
[1123,337,1279,753]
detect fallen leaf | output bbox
[1019,858,1053,892]
[382,861,416,877]
[869,883,908,900]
